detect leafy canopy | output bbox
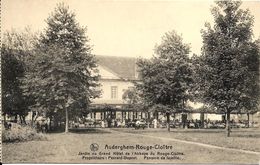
[22,3,100,117]
[136,31,193,112]
[197,0,260,113]
[1,28,37,118]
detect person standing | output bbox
[101,120,105,128]
[153,118,157,128]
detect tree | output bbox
[136,31,193,131]
[1,28,37,124]
[122,87,146,112]
[1,46,26,123]
[122,87,150,123]
[22,3,100,133]
[122,87,140,105]
[198,0,260,136]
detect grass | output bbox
[2,128,260,164]
[113,127,260,152]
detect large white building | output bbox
[89,55,141,121]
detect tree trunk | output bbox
[31,110,34,127]
[147,112,150,128]
[19,115,23,124]
[22,115,26,125]
[14,115,18,123]
[182,113,187,129]
[49,115,52,131]
[166,113,170,132]
[247,113,250,128]
[33,114,39,124]
[200,112,204,128]
[4,114,6,123]
[251,114,254,127]
[65,108,69,133]
[226,111,231,137]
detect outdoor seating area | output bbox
[68,116,259,129]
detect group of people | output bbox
[70,117,254,129]
[106,119,126,128]
[175,119,225,129]
[36,119,49,133]
[4,119,49,133]
[100,118,158,128]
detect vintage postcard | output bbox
[1,0,260,164]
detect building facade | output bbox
[89,55,143,121]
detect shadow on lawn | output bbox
[47,127,111,134]
[171,129,225,134]
[48,127,110,134]
[231,133,260,138]
[68,128,111,134]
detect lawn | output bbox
[113,127,260,152]
[2,128,260,164]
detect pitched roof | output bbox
[95,55,138,80]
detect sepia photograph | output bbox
[1,0,260,164]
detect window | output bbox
[111,86,118,99]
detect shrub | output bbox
[2,123,47,142]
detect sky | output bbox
[2,0,260,58]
